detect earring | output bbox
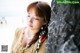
[40,27,46,35]
[41,26,43,30]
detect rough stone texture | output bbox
[46,0,80,53]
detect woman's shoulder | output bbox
[15,27,24,32]
[15,27,25,37]
[15,27,27,33]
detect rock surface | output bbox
[46,0,80,53]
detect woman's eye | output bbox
[27,15,30,17]
[34,18,39,20]
[28,16,30,17]
[33,18,39,20]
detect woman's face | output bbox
[26,9,45,31]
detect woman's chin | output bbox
[27,26,33,29]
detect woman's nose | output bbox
[28,17,32,23]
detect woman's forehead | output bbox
[28,9,37,16]
[28,8,40,17]
[27,6,45,18]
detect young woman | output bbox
[10,1,51,53]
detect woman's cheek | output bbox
[33,21,42,28]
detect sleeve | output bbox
[10,28,22,53]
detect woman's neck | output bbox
[24,29,38,47]
[26,27,40,36]
[24,27,39,41]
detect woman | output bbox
[10,1,51,53]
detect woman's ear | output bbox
[42,17,48,25]
[43,21,48,25]
[43,23,46,25]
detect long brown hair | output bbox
[27,1,51,52]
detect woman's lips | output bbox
[28,24,33,27]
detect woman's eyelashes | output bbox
[27,15,40,21]
[27,15,30,17]
[33,18,40,20]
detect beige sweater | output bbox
[10,28,47,53]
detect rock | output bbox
[46,0,80,53]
